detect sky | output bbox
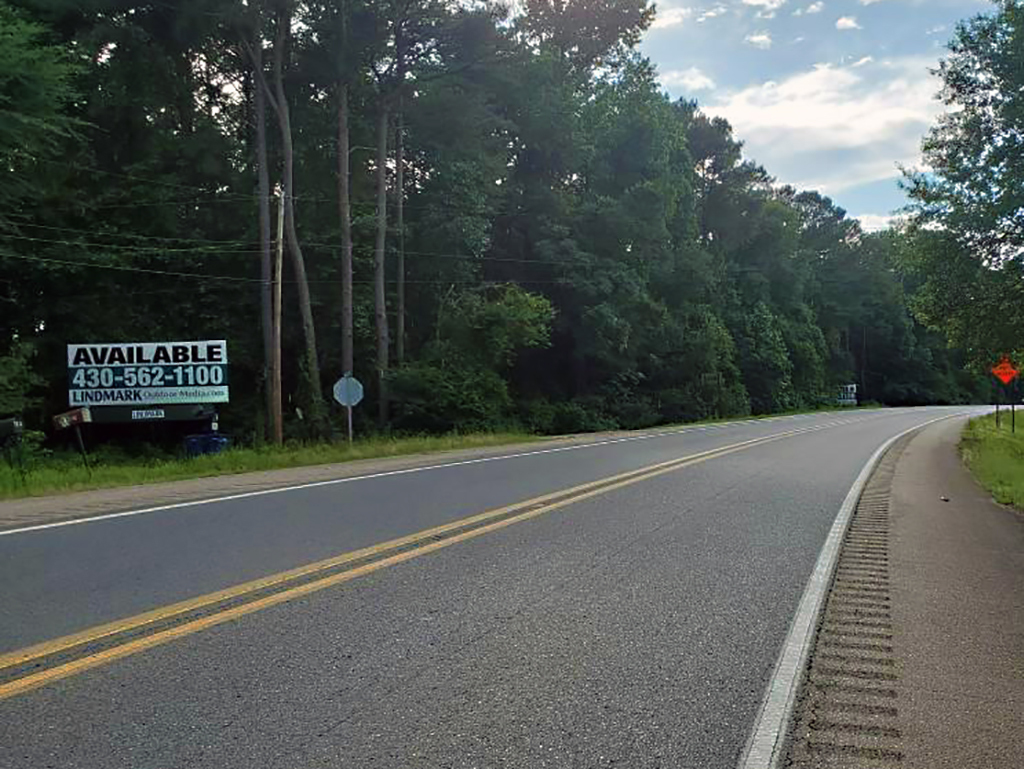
[641,0,992,231]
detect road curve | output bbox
[0,407,982,768]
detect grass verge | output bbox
[960,413,1024,511]
[0,432,536,501]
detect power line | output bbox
[29,157,259,201]
[27,286,212,303]
[1,251,261,282]
[0,250,572,286]
[2,228,568,265]
[56,194,510,218]
[27,158,519,216]
[81,197,251,210]
[28,158,510,215]
[6,219,252,246]
[3,233,257,254]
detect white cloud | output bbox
[852,56,874,67]
[704,56,943,193]
[698,4,727,22]
[836,16,862,30]
[859,0,885,5]
[926,24,947,35]
[661,67,716,91]
[857,214,895,232]
[744,0,787,17]
[745,32,773,49]
[652,6,695,29]
[793,1,823,15]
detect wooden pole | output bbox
[271,187,285,444]
[254,41,274,444]
[73,424,91,477]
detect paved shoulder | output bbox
[785,416,1024,768]
[893,418,1024,768]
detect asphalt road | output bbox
[0,407,980,768]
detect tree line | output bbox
[900,0,1023,373]
[0,0,995,444]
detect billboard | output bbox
[67,341,229,407]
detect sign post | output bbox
[333,374,364,443]
[52,407,93,474]
[991,356,1020,433]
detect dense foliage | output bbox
[901,0,1024,367]
[0,0,988,444]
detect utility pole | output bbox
[253,32,274,445]
[271,187,284,444]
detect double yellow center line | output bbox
[0,419,843,701]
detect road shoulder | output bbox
[784,416,1024,768]
[892,417,1024,768]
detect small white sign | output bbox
[131,409,166,420]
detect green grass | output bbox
[0,432,536,500]
[960,413,1024,511]
[0,402,882,502]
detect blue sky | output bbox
[641,0,991,230]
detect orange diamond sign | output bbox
[992,357,1019,386]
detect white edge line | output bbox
[736,411,970,769]
[0,409,898,538]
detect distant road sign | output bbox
[992,357,1019,386]
[837,383,858,407]
[333,375,364,407]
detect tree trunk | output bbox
[396,103,406,365]
[253,38,280,444]
[338,82,354,377]
[374,104,390,427]
[395,19,406,365]
[271,6,326,432]
[861,324,868,400]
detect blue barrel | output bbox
[204,434,230,454]
[185,434,230,457]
